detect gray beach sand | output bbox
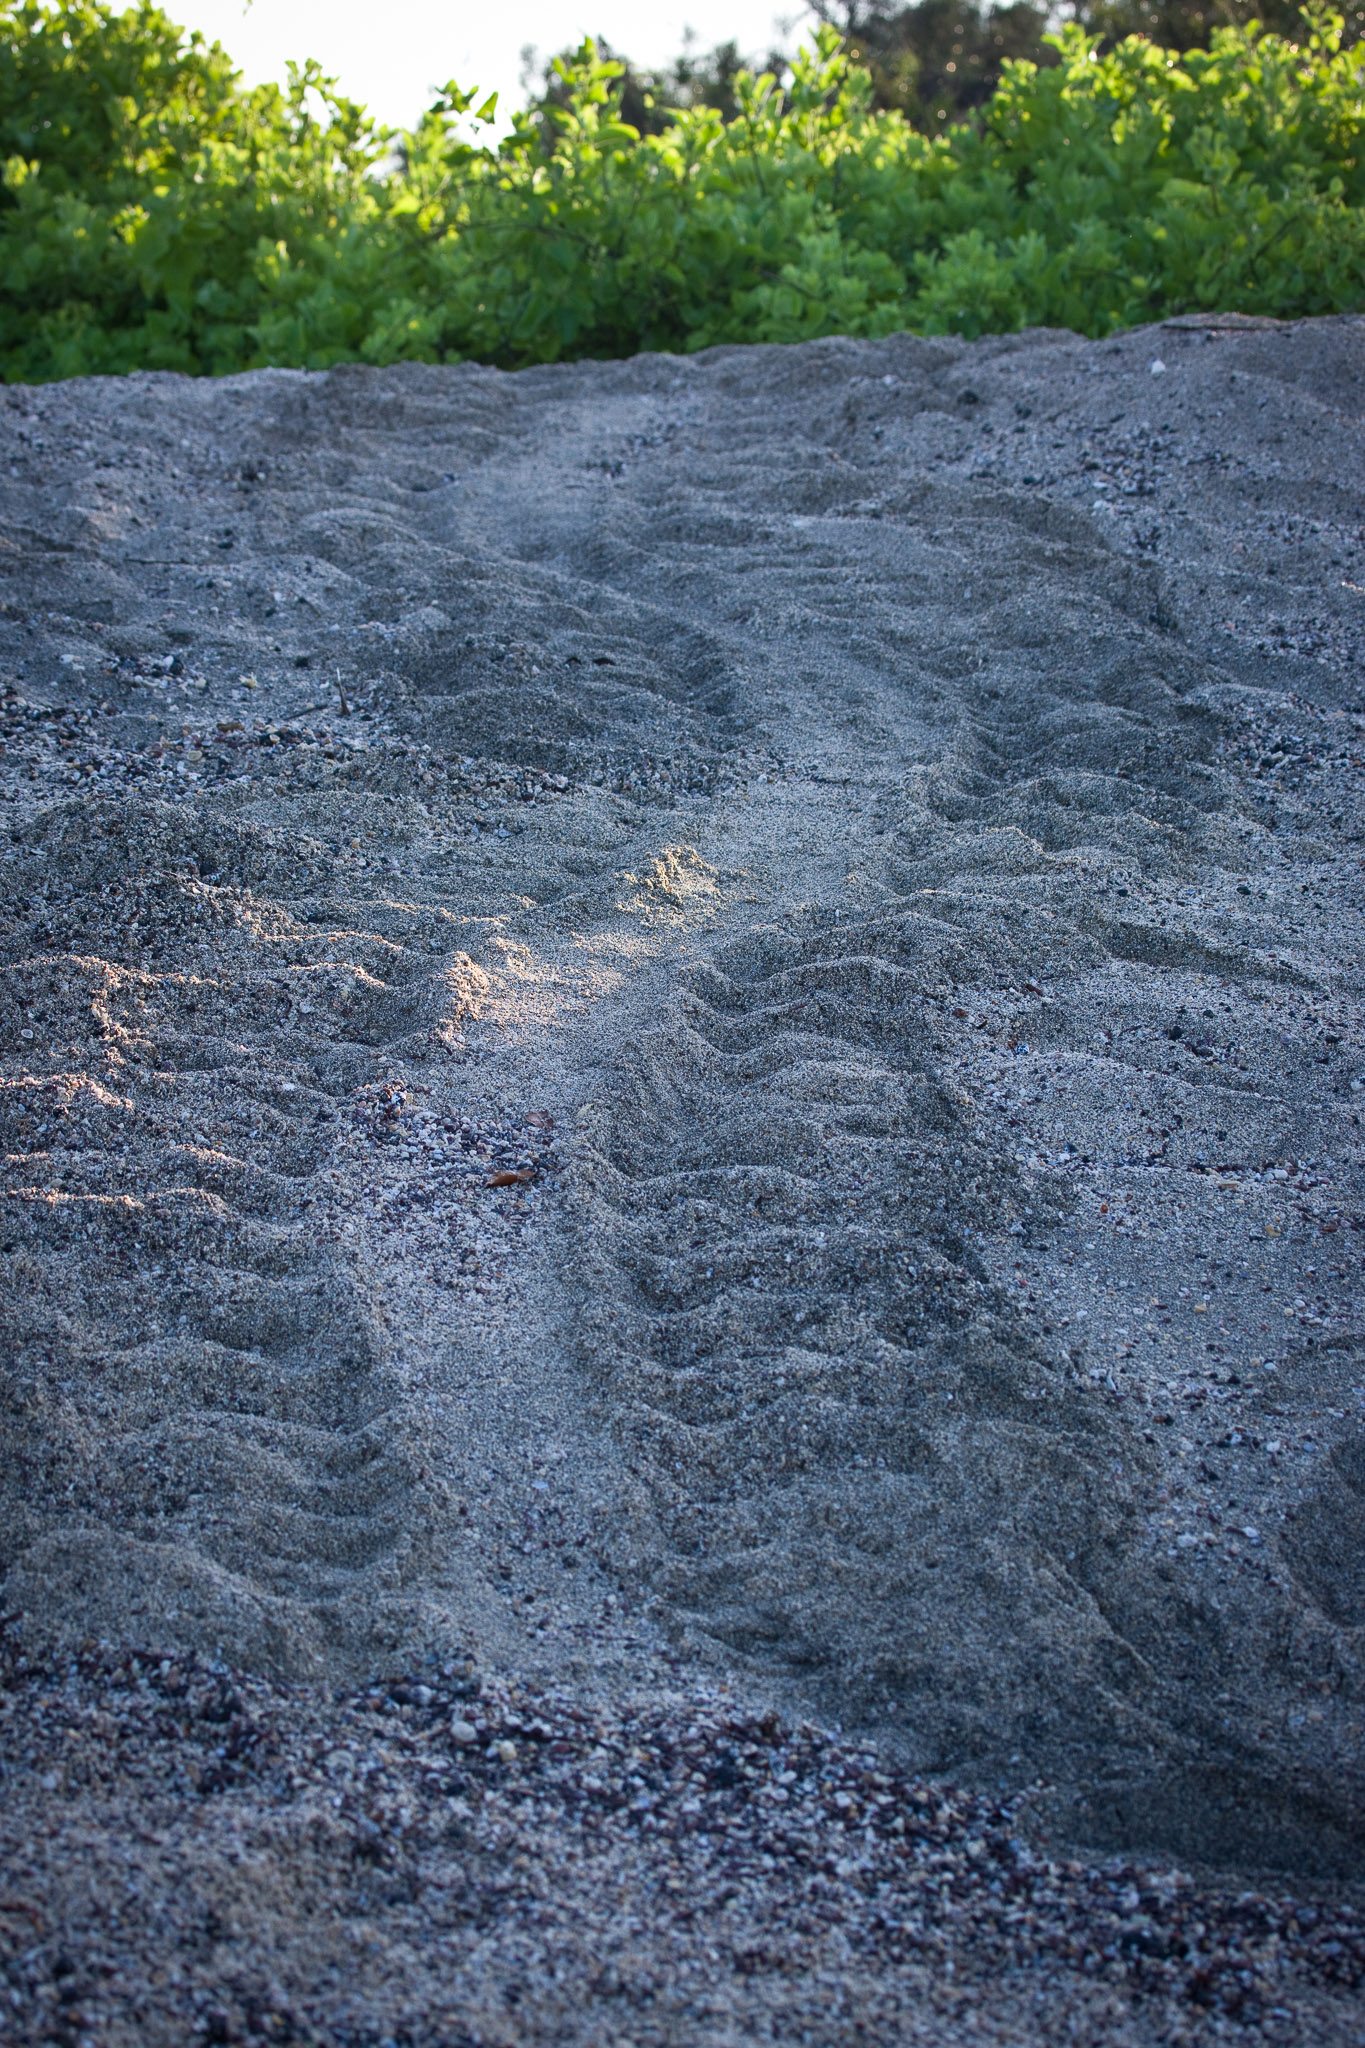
[1,315,1363,2041]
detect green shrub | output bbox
[1,2,1362,381]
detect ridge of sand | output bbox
[1,319,1363,2040]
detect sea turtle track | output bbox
[1,319,1363,1898]
[0,795,466,1676]
[570,890,1365,1874]
[572,910,1130,1729]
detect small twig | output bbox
[0,1900,45,1931]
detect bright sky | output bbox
[172,1,815,132]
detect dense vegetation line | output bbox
[1,0,1362,383]
[565,0,1363,140]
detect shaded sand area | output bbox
[1,316,1363,2042]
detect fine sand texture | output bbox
[1,316,1363,2042]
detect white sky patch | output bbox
[172,0,812,134]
